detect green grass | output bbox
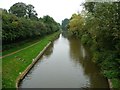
[2,37,43,56]
[111,78,120,89]
[2,32,60,88]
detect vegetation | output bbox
[2,32,60,88]
[2,1,120,89]
[2,2,60,88]
[2,2,60,48]
[2,37,42,56]
[61,18,69,31]
[67,2,120,88]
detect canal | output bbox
[19,33,109,88]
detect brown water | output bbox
[19,33,109,88]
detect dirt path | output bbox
[1,40,41,59]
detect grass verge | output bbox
[2,32,60,88]
[111,78,120,88]
[2,37,45,56]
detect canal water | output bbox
[19,33,109,88]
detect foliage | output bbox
[61,18,69,31]
[81,34,92,46]
[68,13,84,37]
[9,2,27,17]
[111,78,120,88]
[26,4,38,20]
[2,3,60,49]
[68,2,120,88]
[2,2,60,88]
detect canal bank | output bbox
[16,42,51,88]
[2,32,60,88]
[19,33,109,88]
[16,33,60,89]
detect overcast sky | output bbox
[0,0,85,23]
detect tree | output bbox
[2,11,60,45]
[68,2,120,85]
[68,13,84,36]
[26,4,38,20]
[42,15,59,33]
[9,2,27,17]
[2,2,60,49]
[61,18,69,31]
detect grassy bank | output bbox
[2,32,60,88]
[2,37,43,56]
[111,78,120,88]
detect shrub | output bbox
[81,34,92,46]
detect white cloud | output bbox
[0,0,84,23]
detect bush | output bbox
[81,34,92,46]
[92,51,104,64]
[2,11,60,48]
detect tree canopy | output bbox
[61,18,69,31]
[9,2,27,17]
[9,2,38,20]
[2,2,60,50]
[68,2,120,87]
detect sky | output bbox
[0,0,85,23]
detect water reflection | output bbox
[43,43,54,58]
[68,37,82,64]
[61,31,68,38]
[20,33,109,88]
[80,45,86,59]
[68,36,109,88]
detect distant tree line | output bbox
[1,2,60,46]
[67,2,120,87]
[61,18,69,31]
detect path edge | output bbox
[16,42,52,89]
[108,79,113,90]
